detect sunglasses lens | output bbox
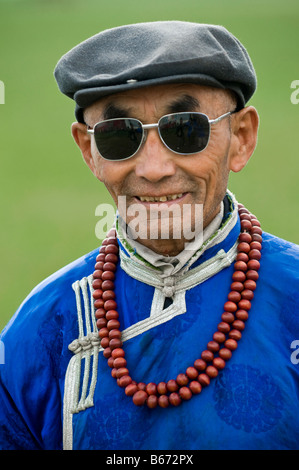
[93,119,143,160]
[159,113,210,154]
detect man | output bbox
[0,21,298,450]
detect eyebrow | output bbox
[102,93,200,121]
[166,94,200,114]
[103,103,132,120]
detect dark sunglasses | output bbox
[87,111,233,161]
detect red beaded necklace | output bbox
[92,204,262,408]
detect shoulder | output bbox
[261,232,299,275]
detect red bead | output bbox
[201,350,214,362]
[118,375,132,388]
[197,373,210,387]
[95,261,104,270]
[224,339,238,350]
[252,233,262,243]
[238,242,250,253]
[206,365,219,378]
[249,249,261,260]
[102,271,115,281]
[251,226,262,236]
[238,299,251,311]
[102,290,115,301]
[100,337,109,348]
[207,341,220,352]
[111,348,125,358]
[239,232,252,243]
[125,383,138,396]
[176,374,189,386]
[103,262,117,272]
[137,382,146,391]
[107,319,120,330]
[95,308,106,319]
[113,357,127,368]
[99,245,106,253]
[244,279,256,291]
[109,338,123,350]
[186,367,199,379]
[157,382,168,395]
[213,357,226,370]
[107,356,114,368]
[194,358,207,371]
[179,386,192,400]
[94,299,104,309]
[230,282,244,292]
[232,271,246,282]
[111,368,117,378]
[224,301,238,312]
[158,395,169,408]
[229,329,242,341]
[106,310,119,320]
[96,253,105,262]
[104,300,117,311]
[96,318,107,329]
[116,367,129,378]
[98,327,109,338]
[250,241,262,251]
[93,270,103,279]
[145,383,157,395]
[105,244,119,254]
[241,289,254,300]
[92,289,103,300]
[232,320,245,331]
[236,253,249,263]
[133,390,148,406]
[251,218,261,227]
[240,213,251,221]
[189,381,202,394]
[169,393,182,407]
[213,331,226,343]
[105,253,118,263]
[147,395,158,409]
[236,309,249,321]
[101,280,114,291]
[234,261,247,272]
[246,270,259,281]
[228,291,241,303]
[217,322,231,333]
[109,329,122,340]
[221,312,235,323]
[219,348,232,360]
[241,220,252,231]
[103,347,112,358]
[92,279,102,289]
[167,379,179,392]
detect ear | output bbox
[228,106,259,173]
[71,122,97,174]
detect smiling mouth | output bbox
[136,193,185,203]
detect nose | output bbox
[134,128,176,182]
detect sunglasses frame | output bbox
[87,111,233,161]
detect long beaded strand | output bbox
[92,204,262,408]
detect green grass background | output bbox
[0,0,298,329]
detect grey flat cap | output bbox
[54,21,257,123]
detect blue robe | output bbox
[0,196,299,450]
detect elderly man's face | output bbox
[73,83,258,255]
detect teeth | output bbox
[139,194,183,202]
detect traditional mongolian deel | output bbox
[0,192,298,450]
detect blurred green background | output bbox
[0,0,298,330]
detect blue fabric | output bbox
[0,218,298,450]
